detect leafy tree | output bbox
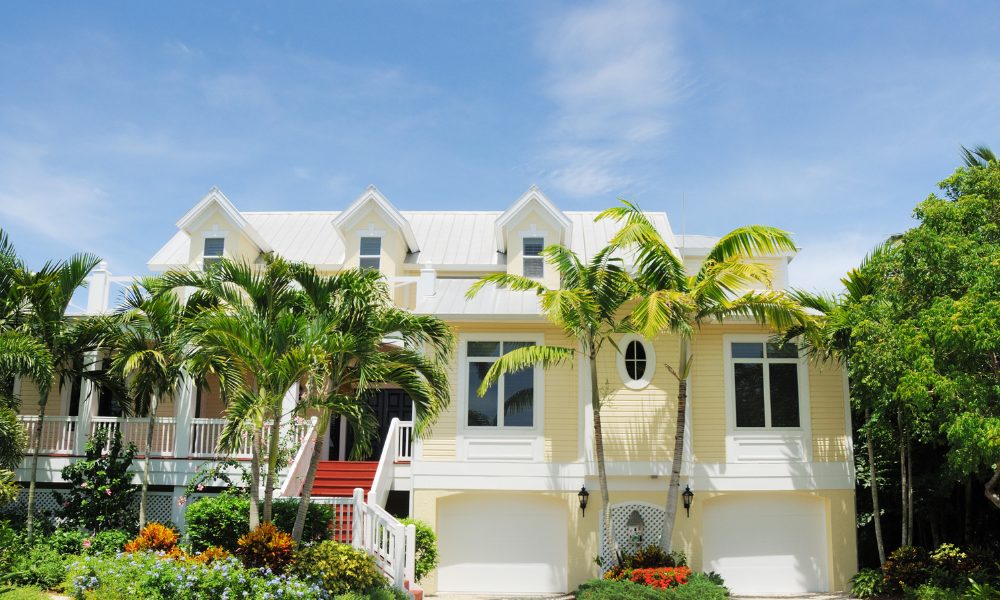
[54,427,139,531]
[598,201,808,549]
[467,243,636,560]
[289,266,453,542]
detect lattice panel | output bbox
[7,488,176,527]
[599,502,666,569]
[145,493,175,525]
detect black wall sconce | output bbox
[682,485,694,517]
[578,485,590,516]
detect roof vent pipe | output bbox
[418,263,437,297]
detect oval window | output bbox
[625,340,647,380]
[617,335,656,390]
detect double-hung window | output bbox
[466,340,535,427]
[730,341,801,428]
[522,237,544,278]
[360,237,381,271]
[203,237,225,269]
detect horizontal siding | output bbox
[809,363,849,461]
[690,329,726,463]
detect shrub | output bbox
[47,529,86,555]
[65,551,325,599]
[914,584,962,600]
[124,522,180,554]
[85,529,131,556]
[235,522,296,574]
[576,578,670,600]
[8,544,67,590]
[883,545,931,592]
[271,498,334,543]
[290,540,384,596]
[852,567,886,599]
[184,493,250,552]
[629,566,692,590]
[0,520,27,574]
[630,545,674,568]
[191,546,231,564]
[400,517,439,582]
[664,573,729,600]
[53,428,138,532]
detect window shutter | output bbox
[203,237,225,256]
[523,237,544,278]
[360,237,382,256]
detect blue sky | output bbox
[1,1,998,291]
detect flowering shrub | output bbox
[124,522,180,554]
[54,428,138,532]
[290,540,385,596]
[235,522,296,574]
[192,546,231,564]
[65,551,325,599]
[629,566,692,590]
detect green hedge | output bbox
[185,494,335,552]
[575,573,729,600]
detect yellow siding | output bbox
[197,375,227,419]
[16,376,60,416]
[690,328,727,463]
[810,363,849,461]
[597,334,679,463]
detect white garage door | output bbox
[438,494,568,594]
[703,494,829,594]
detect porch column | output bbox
[173,376,196,459]
[74,351,99,456]
[281,382,298,424]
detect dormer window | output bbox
[360,236,381,271]
[523,237,544,278]
[203,237,224,269]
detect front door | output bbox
[330,389,412,461]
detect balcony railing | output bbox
[90,417,176,456]
[18,416,76,455]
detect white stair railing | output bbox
[368,418,414,508]
[277,416,318,498]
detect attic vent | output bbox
[523,237,544,278]
[360,236,381,271]
[203,237,225,269]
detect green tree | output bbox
[467,244,636,559]
[290,267,453,542]
[53,427,138,531]
[599,201,807,549]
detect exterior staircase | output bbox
[311,461,379,497]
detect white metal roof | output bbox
[148,209,680,270]
[412,278,543,318]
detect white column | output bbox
[281,382,298,424]
[85,262,111,314]
[74,352,99,455]
[173,377,196,459]
[171,485,188,530]
[417,264,436,297]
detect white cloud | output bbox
[788,231,887,293]
[536,0,682,196]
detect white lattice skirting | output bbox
[8,488,176,527]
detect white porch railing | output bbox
[189,418,311,459]
[90,417,176,456]
[310,489,415,589]
[18,416,76,455]
[368,419,413,508]
[277,417,318,498]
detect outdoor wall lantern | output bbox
[578,485,590,516]
[682,485,695,517]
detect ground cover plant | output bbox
[850,542,1000,599]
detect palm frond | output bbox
[477,345,575,396]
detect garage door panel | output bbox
[439,495,568,594]
[703,494,828,594]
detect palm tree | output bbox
[0,230,102,535]
[289,267,453,542]
[466,244,636,562]
[599,200,808,550]
[786,240,896,564]
[157,256,309,527]
[960,144,997,167]
[103,280,191,528]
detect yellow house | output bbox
[14,184,856,595]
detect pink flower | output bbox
[82,539,91,549]
[177,495,187,507]
[105,488,112,496]
[80,482,89,489]
[196,484,204,492]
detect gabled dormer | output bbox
[175,187,271,270]
[332,185,418,277]
[496,186,571,289]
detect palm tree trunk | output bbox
[663,337,689,551]
[26,386,49,537]
[590,353,616,567]
[262,410,282,523]
[906,435,914,543]
[139,394,157,529]
[866,409,886,565]
[249,427,262,530]
[292,414,329,543]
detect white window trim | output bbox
[458,332,545,435]
[519,229,546,279]
[358,230,383,270]
[200,225,229,270]
[722,333,812,463]
[616,334,656,390]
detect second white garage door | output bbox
[438,494,568,594]
[702,494,829,594]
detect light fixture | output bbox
[578,485,590,516]
[682,485,694,517]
